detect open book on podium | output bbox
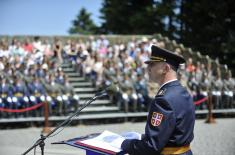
[52,130,141,155]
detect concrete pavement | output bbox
[0,118,234,155]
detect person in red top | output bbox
[186,57,196,73]
[23,38,33,53]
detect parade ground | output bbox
[0,118,234,155]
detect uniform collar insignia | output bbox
[157,88,166,96]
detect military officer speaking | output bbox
[115,45,195,155]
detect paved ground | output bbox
[0,118,235,155]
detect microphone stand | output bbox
[22,92,107,155]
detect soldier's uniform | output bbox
[0,77,13,118]
[23,67,36,85]
[134,75,149,111]
[103,70,125,112]
[198,74,211,110]
[223,76,235,108]
[45,78,63,116]
[211,76,223,109]
[27,77,46,116]
[35,64,46,78]
[61,82,73,114]
[121,45,195,155]
[120,75,138,112]
[12,77,29,117]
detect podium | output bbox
[52,133,125,155]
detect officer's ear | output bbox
[163,63,171,74]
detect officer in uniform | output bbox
[118,45,195,155]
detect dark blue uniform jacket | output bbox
[121,80,195,155]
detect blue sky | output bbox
[0,0,102,35]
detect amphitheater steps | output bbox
[61,62,119,113]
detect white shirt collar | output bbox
[158,79,178,92]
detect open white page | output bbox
[80,130,125,152]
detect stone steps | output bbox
[81,106,119,113]
[66,73,81,77]
[74,87,96,93]
[77,93,95,98]
[61,62,114,115]
[79,99,111,105]
[71,82,92,87]
[68,77,86,82]
[62,68,74,72]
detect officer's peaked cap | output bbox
[145,45,185,70]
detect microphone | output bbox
[21,83,120,155]
[96,83,120,97]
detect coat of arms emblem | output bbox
[151,112,163,126]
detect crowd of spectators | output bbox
[0,37,79,118]
[61,35,235,111]
[0,35,235,118]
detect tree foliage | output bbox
[99,0,235,72]
[69,8,97,34]
[69,1,235,73]
[99,0,162,34]
[179,0,235,71]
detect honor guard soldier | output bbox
[222,71,235,108]
[119,74,138,112]
[27,75,46,116]
[198,73,211,110]
[61,75,79,115]
[134,74,149,111]
[0,76,13,118]
[12,76,30,117]
[118,45,195,155]
[211,74,223,109]
[45,74,63,116]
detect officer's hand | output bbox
[120,132,141,140]
[108,136,125,149]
